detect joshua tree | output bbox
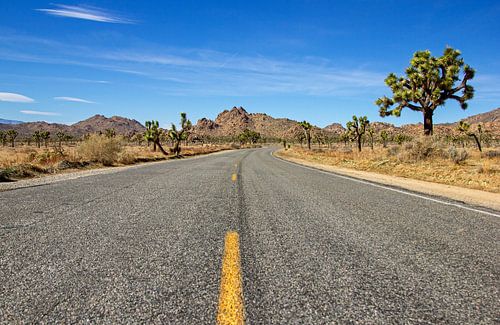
[238,129,261,145]
[168,113,192,157]
[380,130,389,148]
[340,131,350,147]
[346,115,369,152]
[6,130,18,147]
[298,121,313,150]
[313,130,326,148]
[0,131,6,146]
[457,121,482,152]
[32,131,42,148]
[40,131,50,147]
[376,47,475,136]
[367,127,375,150]
[144,120,167,154]
[56,131,68,148]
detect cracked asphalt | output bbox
[1,148,499,324]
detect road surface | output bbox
[1,148,499,324]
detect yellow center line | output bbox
[231,173,238,182]
[217,231,245,325]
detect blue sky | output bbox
[0,0,499,127]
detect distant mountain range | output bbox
[0,118,24,125]
[0,115,145,138]
[0,107,498,139]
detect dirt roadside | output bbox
[274,150,500,212]
[0,149,236,192]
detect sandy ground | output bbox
[275,150,500,212]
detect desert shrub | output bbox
[36,150,64,164]
[448,147,468,164]
[77,134,122,166]
[403,138,436,161]
[386,145,400,156]
[483,150,499,158]
[118,151,136,165]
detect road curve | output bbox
[1,148,498,323]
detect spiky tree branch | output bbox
[376,47,475,135]
[346,115,369,152]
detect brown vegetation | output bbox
[0,136,231,181]
[278,139,500,193]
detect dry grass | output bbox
[280,140,500,193]
[0,139,231,181]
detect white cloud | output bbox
[20,110,60,116]
[0,92,35,103]
[54,96,95,104]
[36,4,134,24]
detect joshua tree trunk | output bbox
[307,136,311,150]
[471,134,482,152]
[423,109,434,136]
[173,140,181,156]
[357,137,362,152]
[155,140,169,155]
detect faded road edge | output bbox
[217,231,245,325]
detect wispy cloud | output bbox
[54,96,95,104]
[20,110,60,116]
[0,34,387,96]
[0,92,35,103]
[36,4,134,24]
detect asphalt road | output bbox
[1,148,499,324]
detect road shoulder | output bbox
[274,149,500,212]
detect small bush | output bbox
[483,150,499,158]
[77,134,122,166]
[118,151,136,165]
[404,138,436,161]
[448,147,468,164]
[386,145,400,157]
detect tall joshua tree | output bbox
[376,47,474,135]
[6,130,18,147]
[32,131,42,148]
[298,121,313,150]
[168,112,192,157]
[0,131,5,146]
[380,130,389,148]
[367,127,375,150]
[56,131,66,148]
[457,121,482,152]
[144,120,168,154]
[40,131,50,147]
[346,115,369,152]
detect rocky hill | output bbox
[462,108,499,124]
[0,115,145,138]
[193,106,500,140]
[193,107,299,139]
